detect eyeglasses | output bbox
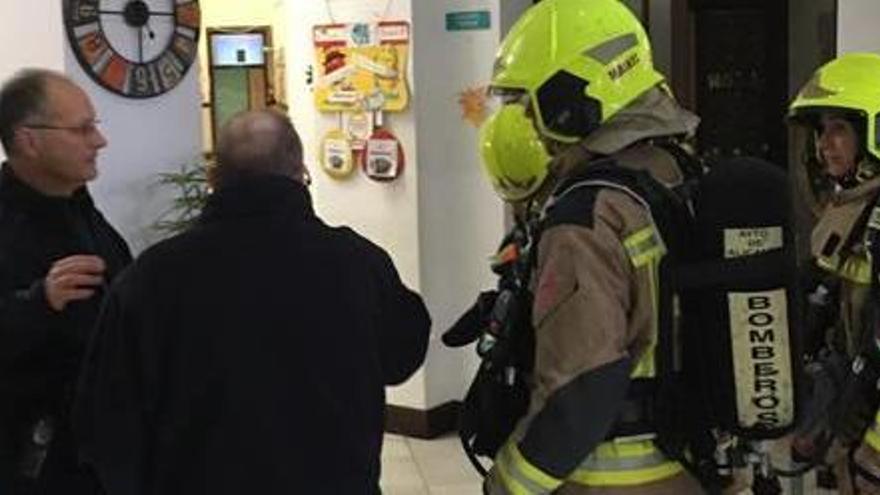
[23,119,102,137]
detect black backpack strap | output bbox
[650,138,704,200]
[867,197,880,290]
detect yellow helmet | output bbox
[479,104,551,202]
[491,0,663,144]
[789,52,880,163]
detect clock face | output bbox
[63,0,201,98]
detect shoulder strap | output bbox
[544,159,673,224]
[868,198,880,281]
[862,197,880,355]
[849,190,880,264]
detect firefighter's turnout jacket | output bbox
[811,176,880,356]
[485,88,704,494]
[817,175,880,493]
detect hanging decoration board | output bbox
[320,128,355,179]
[362,127,404,182]
[312,21,410,113]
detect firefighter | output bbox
[787,52,880,494]
[476,0,704,492]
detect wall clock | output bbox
[63,0,201,98]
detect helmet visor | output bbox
[478,103,551,202]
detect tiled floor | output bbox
[380,434,483,494]
[379,434,836,495]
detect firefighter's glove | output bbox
[790,348,846,464]
[803,280,838,358]
[443,291,499,347]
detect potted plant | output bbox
[153,162,212,237]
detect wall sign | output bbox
[64,0,201,98]
[445,11,491,31]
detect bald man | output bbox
[74,110,430,495]
[0,69,131,494]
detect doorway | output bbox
[205,26,274,149]
[675,0,790,166]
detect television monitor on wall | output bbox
[210,33,266,67]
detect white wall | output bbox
[285,0,428,408]
[65,50,202,253]
[285,0,525,410]
[838,0,880,54]
[0,3,65,80]
[0,2,66,162]
[413,2,509,407]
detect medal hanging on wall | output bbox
[345,110,373,169]
[320,130,355,179]
[362,111,404,182]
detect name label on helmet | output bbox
[729,289,794,429]
[607,53,639,81]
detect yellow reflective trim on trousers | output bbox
[817,254,871,285]
[495,456,539,495]
[569,460,683,486]
[569,440,683,486]
[594,439,661,458]
[496,441,563,494]
[630,230,664,379]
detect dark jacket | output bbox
[0,165,131,494]
[75,174,430,495]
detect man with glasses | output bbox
[0,68,131,494]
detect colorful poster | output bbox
[313,21,410,113]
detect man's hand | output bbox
[44,255,106,312]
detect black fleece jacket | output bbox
[75,174,430,495]
[0,164,131,493]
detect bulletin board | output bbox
[312,21,410,113]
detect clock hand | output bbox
[138,27,144,63]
